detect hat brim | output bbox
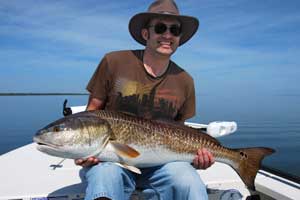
[129,12,199,46]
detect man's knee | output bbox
[162,162,206,190]
[84,163,133,200]
[85,162,124,182]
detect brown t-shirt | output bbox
[87,50,195,122]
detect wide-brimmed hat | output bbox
[129,0,199,46]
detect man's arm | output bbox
[86,96,105,111]
[75,96,105,167]
[180,80,214,170]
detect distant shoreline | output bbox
[0,93,89,96]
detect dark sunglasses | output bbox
[148,23,182,37]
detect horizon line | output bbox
[0,93,89,96]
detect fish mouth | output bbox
[33,136,60,149]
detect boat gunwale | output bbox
[260,165,300,186]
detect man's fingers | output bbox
[193,149,203,169]
[207,151,215,165]
[82,160,93,168]
[202,148,210,169]
[87,157,95,163]
[75,158,84,165]
[193,148,215,169]
[203,149,215,169]
[83,157,100,167]
[199,149,205,169]
[74,157,100,167]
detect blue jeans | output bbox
[84,161,208,200]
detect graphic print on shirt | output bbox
[113,78,179,120]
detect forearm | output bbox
[87,96,105,111]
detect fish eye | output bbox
[53,126,60,132]
[51,124,68,132]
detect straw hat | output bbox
[129,0,199,46]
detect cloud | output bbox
[0,1,139,59]
[171,1,300,74]
[0,0,299,93]
[0,0,147,92]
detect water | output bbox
[0,95,87,155]
[0,95,299,178]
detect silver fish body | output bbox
[34,110,275,190]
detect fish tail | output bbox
[231,147,275,190]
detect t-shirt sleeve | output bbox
[176,78,196,122]
[86,56,112,101]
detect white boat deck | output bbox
[1,142,299,200]
[1,143,85,200]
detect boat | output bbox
[0,102,299,200]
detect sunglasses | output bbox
[148,23,182,37]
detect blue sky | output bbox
[1,0,299,99]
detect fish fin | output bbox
[109,141,140,158]
[113,162,141,174]
[231,147,275,190]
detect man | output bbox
[76,0,214,199]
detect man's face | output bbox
[143,17,181,57]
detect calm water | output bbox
[0,95,299,178]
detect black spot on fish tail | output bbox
[231,147,275,190]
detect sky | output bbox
[0,0,300,99]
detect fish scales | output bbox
[104,112,212,154]
[94,110,218,153]
[89,110,252,166]
[34,110,275,190]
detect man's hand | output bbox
[75,157,100,167]
[193,148,215,169]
